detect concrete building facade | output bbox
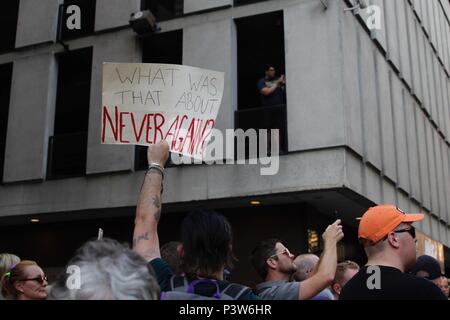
[0,0,449,284]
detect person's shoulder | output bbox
[400,273,447,298]
[338,270,367,300]
[256,280,299,300]
[399,272,433,285]
[149,257,173,290]
[257,77,267,87]
[311,288,334,300]
[402,273,440,291]
[257,280,296,289]
[238,290,262,300]
[342,269,365,284]
[209,279,260,300]
[148,257,167,269]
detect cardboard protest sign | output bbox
[102,63,224,159]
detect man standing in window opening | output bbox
[256,64,286,153]
[257,64,286,106]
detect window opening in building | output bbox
[0,0,20,52]
[0,63,13,183]
[48,47,93,179]
[58,0,96,41]
[141,0,183,22]
[235,11,288,156]
[135,30,183,170]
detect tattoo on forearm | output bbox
[133,232,149,247]
[152,195,161,209]
[152,195,162,221]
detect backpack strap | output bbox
[222,283,252,300]
[169,275,189,291]
[187,279,221,299]
[168,276,250,300]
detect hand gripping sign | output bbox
[102,63,224,160]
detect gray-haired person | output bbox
[0,253,20,300]
[48,238,160,300]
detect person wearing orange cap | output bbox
[339,204,447,300]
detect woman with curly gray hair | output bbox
[48,238,160,300]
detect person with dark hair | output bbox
[410,255,442,278]
[132,141,259,300]
[410,255,444,288]
[160,241,183,276]
[257,64,286,106]
[250,219,343,300]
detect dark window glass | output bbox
[135,30,182,170]
[48,47,93,179]
[235,11,288,154]
[59,0,96,41]
[141,0,183,21]
[0,0,20,52]
[236,11,285,109]
[234,0,268,6]
[0,63,14,183]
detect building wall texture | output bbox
[0,0,449,246]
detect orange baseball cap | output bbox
[358,204,424,246]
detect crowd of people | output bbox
[1,142,449,300]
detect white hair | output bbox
[48,238,159,300]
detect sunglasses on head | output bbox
[21,275,48,284]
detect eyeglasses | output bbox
[21,275,48,284]
[393,227,416,239]
[268,248,293,259]
[381,226,416,243]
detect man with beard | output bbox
[250,219,343,300]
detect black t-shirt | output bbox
[339,265,447,300]
[257,77,286,106]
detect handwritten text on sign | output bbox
[102,63,224,159]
